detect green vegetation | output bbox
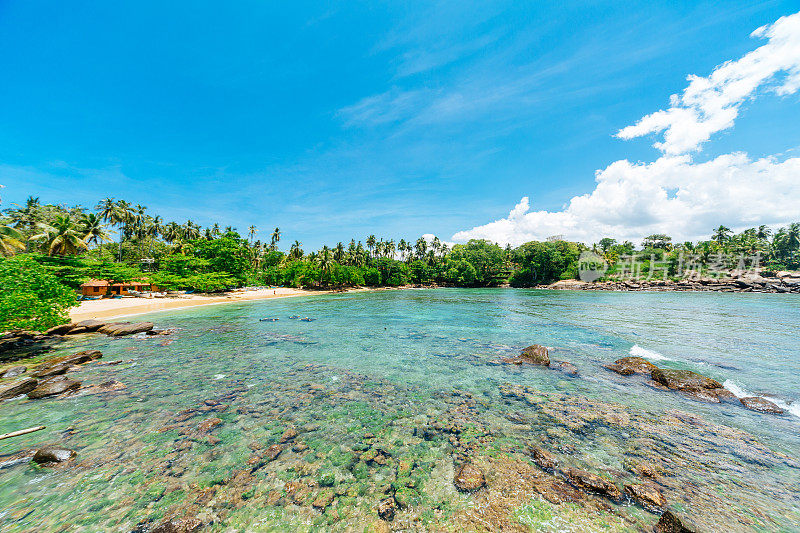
[1,195,799,331]
[0,255,78,331]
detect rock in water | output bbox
[0,378,38,399]
[520,345,550,366]
[32,350,103,377]
[740,396,784,414]
[653,510,696,533]
[553,360,578,376]
[264,444,283,461]
[565,468,622,502]
[624,483,666,510]
[0,365,27,378]
[97,322,154,336]
[27,378,81,399]
[530,446,557,471]
[279,427,298,443]
[650,368,722,391]
[150,516,203,533]
[32,446,76,465]
[73,319,106,332]
[605,356,658,375]
[44,323,76,335]
[453,462,486,491]
[377,497,396,521]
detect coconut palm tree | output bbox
[712,225,732,244]
[334,242,345,262]
[8,196,42,232]
[248,225,258,244]
[289,240,303,260]
[415,237,427,260]
[80,213,110,248]
[366,235,376,258]
[31,215,88,256]
[385,239,396,259]
[270,227,281,251]
[0,224,25,256]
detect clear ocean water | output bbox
[1,289,798,531]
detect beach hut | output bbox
[109,281,151,295]
[80,279,110,297]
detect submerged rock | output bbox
[32,446,76,465]
[553,360,578,376]
[264,444,283,461]
[279,427,298,443]
[0,365,27,378]
[32,350,102,377]
[377,497,396,521]
[27,377,81,399]
[0,378,39,399]
[740,396,784,414]
[149,516,203,533]
[624,483,666,510]
[564,468,622,502]
[530,446,557,471]
[605,356,657,375]
[453,462,486,491]
[653,510,696,533]
[650,368,722,391]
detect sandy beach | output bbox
[68,287,318,322]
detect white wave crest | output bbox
[629,345,671,361]
[724,380,800,420]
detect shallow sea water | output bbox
[1,288,799,531]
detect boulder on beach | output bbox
[0,377,38,399]
[98,322,155,336]
[564,468,622,502]
[0,365,27,378]
[740,396,784,414]
[453,462,486,491]
[27,377,81,399]
[650,368,722,391]
[32,446,76,465]
[44,323,76,336]
[73,319,106,332]
[605,356,658,375]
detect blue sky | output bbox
[2,1,800,248]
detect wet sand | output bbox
[69,287,323,321]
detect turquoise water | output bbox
[1,289,799,531]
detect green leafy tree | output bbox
[0,255,78,331]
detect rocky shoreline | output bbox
[546,270,800,293]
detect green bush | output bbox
[0,255,78,331]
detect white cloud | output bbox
[617,12,800,155]
[453,153,800,245]
[453,11,800,246]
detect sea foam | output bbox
[723,380,800,420]
[629,345,671,361]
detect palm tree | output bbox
[712,225,732,244]
[270,227,281,251]
[80,213,110,248]
[366,235,376,258]
[162,222,181,244]
[334,242,345,262]
[385,239,396,259]
[415,237,427,260]
[788,223,800,250]
[31,215,88,256]
[431,236,441,257]
[289,240,303,260]
[248,225,258,244]
[756,225,772,240]
[8,196,42,232]
[0,224,25,256]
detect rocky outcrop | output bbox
[0,365,27,378]
[546,270,800,294]
[564,468,622,502]
[530,446,557,471]
[0,377,38,399]
[740,396,784,414]
[377,497,396,521]
[605,356,657,375]
[453,462,486,491]
[32,446,76,465]
[149,516,203,533]
[97,322,155,336]
[503,345,550,366]
[653,510,696,533]
[650,368,722,392]
[624,483,666,510]
[32,350,102,378]
[27,377,81,399]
